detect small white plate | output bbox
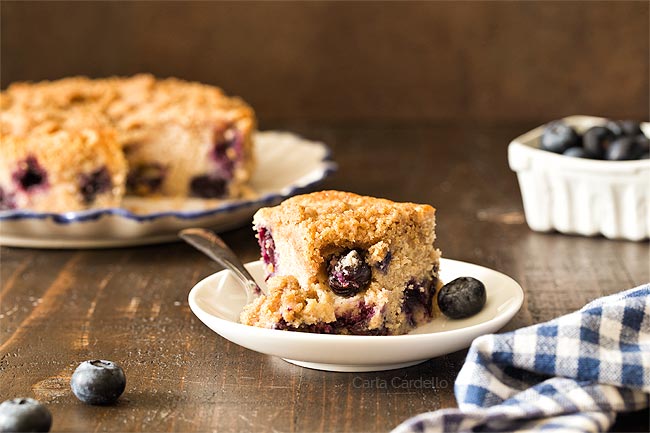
[0,131,336,248]
[188,259,524,372]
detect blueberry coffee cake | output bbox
[0,74,255,211]
[0,129,126,212]
[240,191,441,335]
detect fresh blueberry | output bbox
[326,249,371,297]
[605,120,624,137]
[606,120,644,138]
[540,121,580,154]
[127,163,166,195]
[70,360,126,405]
[189,175,226,198]
[605,137,639,161]
[635,135,649,156]
[0,398,52,432]
[562,147,588,158]
[582,126,615,159]
[12,156,48,192]
[618,120,643,137]
[79,167,112,204]
[437,277,486,319]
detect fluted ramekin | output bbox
[508,115,649,241]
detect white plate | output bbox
[0,131,336,248]
[188,259,524,372]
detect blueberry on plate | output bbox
[0,398,52,432]
[562,147,588,158]
[540,121,580,154]
[582,126,615,159]
[437,277,486,319]
[605,137,640,161]
[70,360,126,405]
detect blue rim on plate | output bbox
[0,135,337,225]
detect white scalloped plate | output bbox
[0,131,336,248]
[188,259,524,372]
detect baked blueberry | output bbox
[582,126,615,159]
[376,251,392,273]
[540,121,579,153]
[605,137,639,161]
[212,128,241,179]
[0,398,52,432]
[403,279,436,325]
[437,277,486,319]
[257,226,276,273]
[70,360,126,405]
[127,163,166,195]
[189,175,227,198]
[562,147,588,158]
[327,249,372,297]
[79,167,112,204]
[12,156,48,192]
[0,187,16,210]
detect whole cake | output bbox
[0,74,255,212]
[240,191,441,335]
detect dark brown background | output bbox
[2,1,649,124]
[2,2,650,432]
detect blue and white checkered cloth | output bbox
[393,284,650,433]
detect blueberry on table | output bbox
[437,277,486,319]
[540,121,580,154]
[327,249,372,297]
[582,126,615,159]
[70,360,126,405]
[0,398,52,432]
[605,137,640,161]
[562,147,588,158]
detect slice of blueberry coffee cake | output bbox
[0,129,126,212]
[240,191,441,335]
[0,74,255,211]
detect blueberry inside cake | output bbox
[240,191,441,335]
[0,130,126,212]
[0,74,255,212]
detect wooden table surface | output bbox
[1,123,648,432]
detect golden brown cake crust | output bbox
[254,190,435,245]
[1,74,256,208]
[253,190,436,278]
[1,74,254,136]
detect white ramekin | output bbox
[508,115,649,241]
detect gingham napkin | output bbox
[393,284,650,433]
